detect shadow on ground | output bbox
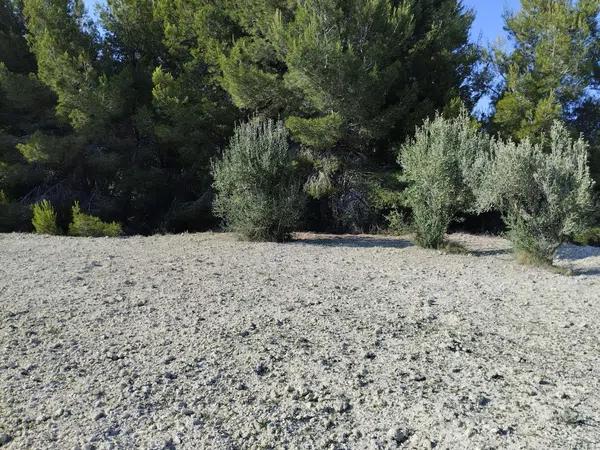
[556,244,600,276]
[469,248,512,257]
[293,234,413,249]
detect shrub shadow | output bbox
[470,248,512,257]
[293,235,413,249]
[574,267,600,276]
[555,244,600,276]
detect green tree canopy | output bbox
[489,0,599,143]
[13,0,235,232]
[196,0,477,158]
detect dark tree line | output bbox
[0,0,598,234]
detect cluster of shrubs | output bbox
[6,112,597,268]
[31,200,122,237]
[398,113,595,264]
[213,114,596,267]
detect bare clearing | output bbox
[1,233,599,449]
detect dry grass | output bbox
[515,250,572,275]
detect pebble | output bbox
[0,433,12,445]
[335,400,351,413]
[254,362,268,376]
[387,427,408,444]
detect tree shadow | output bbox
[555,244,600,276]
[292,234,413,249]
[470,248,512,257]
[573,267,600,276]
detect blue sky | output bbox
[464,0,521,44]
[462,1,522,113]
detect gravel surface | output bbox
[1,232,599,449]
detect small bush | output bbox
[384,208,411,235]
[32,200,60,235]
[68,202,122,237]
[212,117,305,242]
[474,122,595,263]
[399,111,490,248]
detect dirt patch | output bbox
[1,232,599,449]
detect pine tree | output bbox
[19,0,235,232]
[489,1,599,144]
[0,0,70,230]
[194,0,477,229]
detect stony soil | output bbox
[1,232,599,450]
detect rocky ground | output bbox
[0,232,599,449]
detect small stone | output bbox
[93,411,106,421]
[478,396,491,407]
[387,427,408,444]
[162,438,175,449]
[0,433,12,445]
[181,408,194,416]
[163,356,176,364]
[335,399,351,413]
[52,408,64,419]
[254,362,268,376]
[364,351,376,360]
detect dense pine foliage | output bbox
[0,0,599,254]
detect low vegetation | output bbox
[68,202,122,237]
[474,123,595,264]
[31,200,59,235]
[212,118,305,242]
[399,112,490,248]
